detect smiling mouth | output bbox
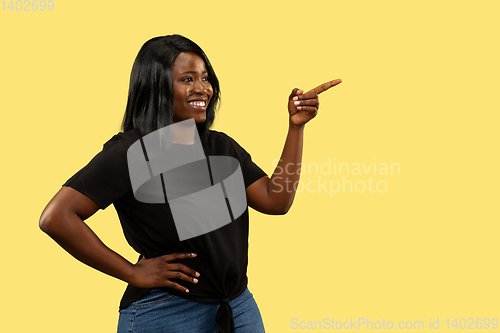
[189,101,206,107]
[188,101,207,110]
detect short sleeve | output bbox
[241,152,267,188]
[63,133,132,209]
[220,132,267,188]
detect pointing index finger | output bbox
[307,79,342,95]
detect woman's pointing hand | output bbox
[288,79,342,128]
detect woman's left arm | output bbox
[247,81,341,215]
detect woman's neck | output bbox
[171,120,196,144]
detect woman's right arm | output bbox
[39,186,200,292]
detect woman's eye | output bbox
[181,77,209,82]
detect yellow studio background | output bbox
[1,0,499,332]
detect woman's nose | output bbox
[192,78,207,94]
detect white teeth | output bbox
[189,101,206,107]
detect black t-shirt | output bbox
[63,128,267,331]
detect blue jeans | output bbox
[117,287,265,333]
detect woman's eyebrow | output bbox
[180,70,208,75]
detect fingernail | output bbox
[196,272,200,277]
[294,101,300,106]
[193,278,198,283]
[297,106,302,110]
[293,96,298,101]
[185,289,190,293]
[191,253,196,256]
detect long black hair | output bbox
[121,34,220,143]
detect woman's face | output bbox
[172,52,213,124]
